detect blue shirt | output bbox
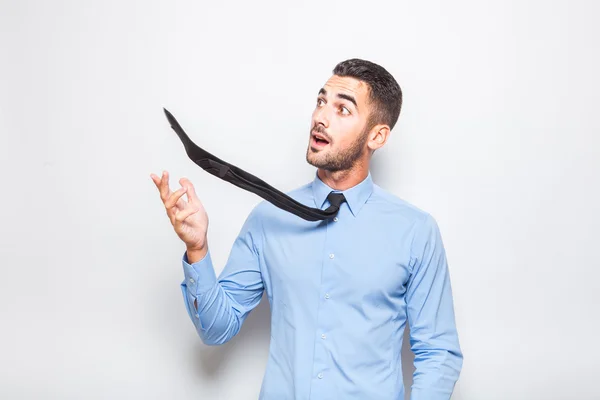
[180,171,463,399]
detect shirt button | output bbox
[325,293,330,299]
[333,217,338,222]
[189,278,195,284]
[329,253,334,259]
[321,334,326,339]
[317,373,323,379]
[195,313,199,318]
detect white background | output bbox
[1,0,599,399]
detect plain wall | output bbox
[1,0,599,399]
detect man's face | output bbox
[306,75,372,172]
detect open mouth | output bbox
[311,133,330,148]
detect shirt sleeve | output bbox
[406,213,463,400]
[180,207,265,346]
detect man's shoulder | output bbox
[370,184,433,226]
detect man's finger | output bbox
[165,186,187,210]
[175,196,187,210]
[180,178,198,205]
[151,173,170,201]
[175,205,199,223]
[150,173,160,187]
[159,171,172,201]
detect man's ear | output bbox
[367,124,391,152]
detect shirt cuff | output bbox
[182,248,217,296]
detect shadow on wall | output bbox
[192,294,272,379]
[402,324,416,400]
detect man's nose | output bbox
[313,105,330,128]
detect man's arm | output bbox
[180,208,264,346]
[186,246,208,311]
[406,213,463,399]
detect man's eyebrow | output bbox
[317,88,358,110]
[337,93,358,109]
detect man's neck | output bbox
[317,164,369,191]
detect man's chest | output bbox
[260,215,414,309]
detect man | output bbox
[151,58,463,399]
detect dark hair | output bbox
[332,58,402,130]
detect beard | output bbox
[306,124,370,172]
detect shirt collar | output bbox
[311,170,374,217]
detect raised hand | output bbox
[150,170,209,253]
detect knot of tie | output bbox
[326,192,346,214]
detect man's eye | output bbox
[340,107,350,115]
[317,98,325,106]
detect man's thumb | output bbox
[180,178,198,202]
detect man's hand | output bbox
[150,170,209,259]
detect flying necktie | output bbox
[163,108,345,221]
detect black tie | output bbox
[326,192,346,215]
[163,108,344,221]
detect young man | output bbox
[151,58,463,399]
